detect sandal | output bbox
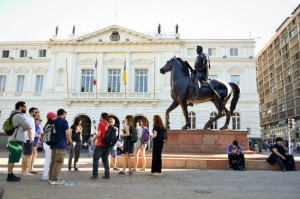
[118,171,125,175]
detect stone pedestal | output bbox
[163,129,249,154]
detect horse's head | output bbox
[160,56,176,74]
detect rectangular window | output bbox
[107,69,121,92]
[81,69,94,92]
[231,75,240,85]
[38,49,47,57]
[0,75,6,92]
[20,50,27,58]
[35,75,44,92]
[187,48,196,56]
[2,50,9,58]
[230,48,238,56]
[135,69,148,92]
[16,75,25,92]
[290,29,297,38]
[208,48,216,56]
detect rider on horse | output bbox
[193,46,210,100]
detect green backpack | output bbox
[3,112,20,136]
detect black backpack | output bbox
[44,121,58,146]
[130,125,138,143]
[102,125,118,146]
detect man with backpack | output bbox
[48,109,71,185]
[90,112,110,180]
[6,101,31,182]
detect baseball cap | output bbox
[57,109,67,116]
[46,112,57,119]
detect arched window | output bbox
[210,112,218,129]
[188,111,196,129]
[232,112,240,130]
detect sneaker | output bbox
[50,180,65,185]
[113,167,120,171]
[90,176,97,180]
[139,168,146,171]
[7,173,21,182]
[132,168,137,172]
[74,167,79,171]
[41,175,49,181]
[102,176,110,179]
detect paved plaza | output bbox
[0,150,300,199]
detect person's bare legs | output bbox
[29,147,37,172]
[122,152,128,172]
[140,147,146,170]
[8,163,14,174]
[21,155,32,175]
[133,147,139,170]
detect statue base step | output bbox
[163,129,249,154]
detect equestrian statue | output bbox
[160,46,240,130]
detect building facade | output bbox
[256,5,300,141]
[0,25,260,140]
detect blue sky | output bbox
[0,0,299,54]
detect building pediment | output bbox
[74,25,153,43]
[77,58,96,65]
[15,67,29,74]
[131,58,153,65]
[33,67,48,74]
[104,58,124,65]
[226,66,244,74]
[0,67,10,73]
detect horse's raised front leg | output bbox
[165,100,179,130]
[220,108,230,130]
[180,99,190,130]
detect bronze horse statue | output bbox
[160,57,240,130]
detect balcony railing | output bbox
[0,92,158,101]
[71,92,155,99]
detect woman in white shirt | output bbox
[133,118,148,171]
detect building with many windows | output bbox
[0,25,260,140]
[257,5,300,141]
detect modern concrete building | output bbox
[0,25,260,141]
[256,5,300,141]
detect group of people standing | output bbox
[6,101,166,184]
[90,113,166,179]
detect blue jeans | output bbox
[275,154,295,171]
[92,146,110,178]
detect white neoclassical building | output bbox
[0,25,260,140]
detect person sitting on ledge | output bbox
[272,137,297,172]
[227,140,246,171]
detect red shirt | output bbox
[96,120,108,146]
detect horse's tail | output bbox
[228,82,240,115]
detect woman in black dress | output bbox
[119,115,134,175]
[68,117,83,171]
[151,115,165,175]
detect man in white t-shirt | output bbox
[21,107,38,176]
